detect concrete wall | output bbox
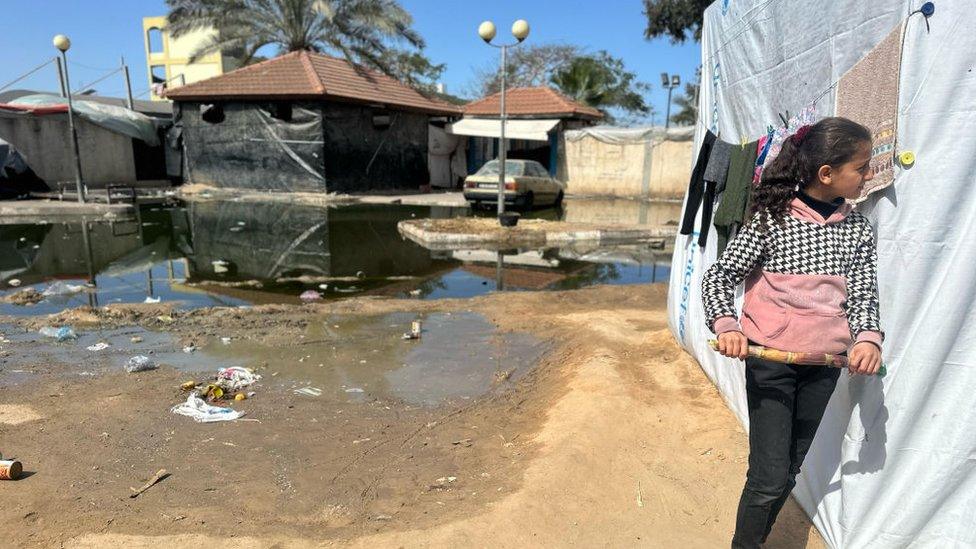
[0,111,136,186]
[557,135,693,199]
[560,197,683,227]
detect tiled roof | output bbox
[463,86,604,119]
[164,51,460,115]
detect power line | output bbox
[0,57,57,93]
[73,67,123,94]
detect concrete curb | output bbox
[398,219,675,251]
[0,200,134,224]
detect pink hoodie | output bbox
[704,198,883,355]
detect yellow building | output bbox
[142,16,237,101]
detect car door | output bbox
[529,162,554,199]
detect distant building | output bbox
[142,16,238,102]
[448,86,604,177]
[165,51,461,193]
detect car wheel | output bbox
[554,191,564,207]
[520,192,535,210]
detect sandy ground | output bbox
[0,285,824,548]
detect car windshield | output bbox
[475,160,524,176]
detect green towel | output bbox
[713,139,759,255]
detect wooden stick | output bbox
[129,468,169,498]
[707,340,886,377]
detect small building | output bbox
[0,93,169,190]
[448,86,604,177]
[165,51,462,194]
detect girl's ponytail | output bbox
[750,135,805,225]
[749,117,872,225]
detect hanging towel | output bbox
[680,130,718,247]
[835,23,904,202]
[714,139,760,255]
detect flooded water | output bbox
[0,311,547,406]
[0,198,677,316]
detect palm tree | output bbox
[550,57,613,110]
[165,0,441,87]
[549,53,651,121]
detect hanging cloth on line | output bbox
[681,130,735,247]
[713,138,760,255]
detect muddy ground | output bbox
[0,285,824,548]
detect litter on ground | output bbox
[171,395,243,423]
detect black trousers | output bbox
[679,179,717,247]
[731,356,840,548]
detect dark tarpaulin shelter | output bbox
[165,51,461,193]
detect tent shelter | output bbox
[668,1,976,547]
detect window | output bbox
[529,163,548,177]
[474,160,524,177]
[200,103,225,124]
[372,110,392,129]
[270,102,292,122]
[147,28,164,54]
[150,65,167,84]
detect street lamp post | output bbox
[479,19,530,221]
[661,73,681,129]
[53,34,85,203]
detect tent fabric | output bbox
[0,137,29,177]
[8,94,160,146]
[667,1,976,547]
[427,124,467,189]
[564,125,695,144]
[446,118,559,141]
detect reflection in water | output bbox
[0,198,676,315]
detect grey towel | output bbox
[704,139,734,192]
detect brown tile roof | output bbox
[463,86,604,120]
[164,51,460,115]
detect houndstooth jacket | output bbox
[701,197,883,355]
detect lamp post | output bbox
[479,19,530,221]
[661,73,681,129]
[53,34,85,203]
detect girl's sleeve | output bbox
[845,221,884,347]
[701,215,767,334]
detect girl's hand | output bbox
[717,331,749,360]
[849,342,882,376]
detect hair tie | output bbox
[790,125,812,146]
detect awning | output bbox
[447,118,559,142]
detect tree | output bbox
[549,52,652,122]
[642,0,710,43]
[466,44,581,98]
[165,0,443,89]
[669,80,699,127]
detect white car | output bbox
[463,159,565,209]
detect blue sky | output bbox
[2,0,701,124]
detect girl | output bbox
[700,117,883,548]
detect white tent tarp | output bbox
[447,118,559,142]
[564,125,694,144]
[668,1,976,547]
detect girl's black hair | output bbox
[750,117,872,224]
